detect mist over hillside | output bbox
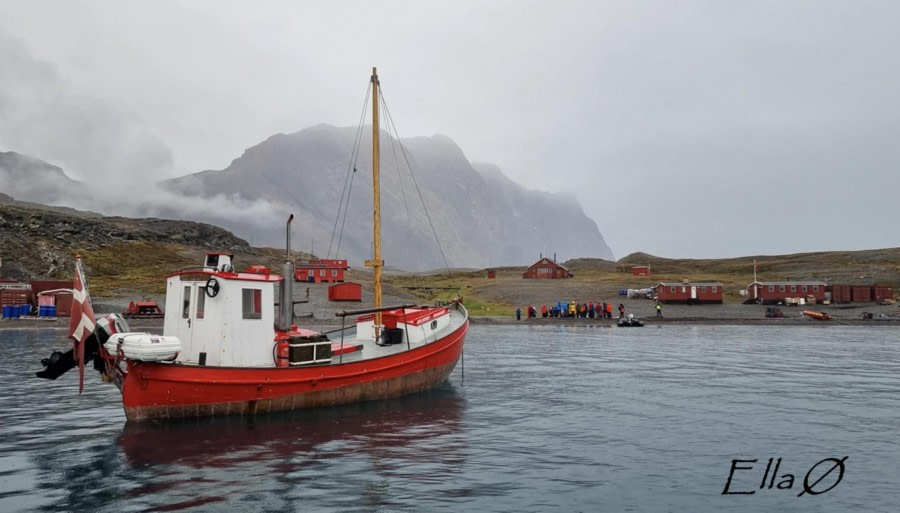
[1,127,613,270]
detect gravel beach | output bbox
[5,297,899,331]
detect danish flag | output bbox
[69,256,96,394]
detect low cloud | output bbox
[0,34,175,184]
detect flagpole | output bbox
[753,259,758,301]
[70,255,97,394]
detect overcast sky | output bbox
[2,0,899,260]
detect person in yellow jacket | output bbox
[568,301,576,317]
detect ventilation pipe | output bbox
[279,214,294,331]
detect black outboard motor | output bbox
[35,313,130,380]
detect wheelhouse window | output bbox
[242,288,262,320]
[182,286,191,318]
[196,288,205,319]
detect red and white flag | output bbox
[69,256,96,394]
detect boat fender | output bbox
[275,340,290,367]
[205,278,220,298]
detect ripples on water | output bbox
[1,324,898,512]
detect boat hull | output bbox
[121,319,467,421]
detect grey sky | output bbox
[2,0,899,260]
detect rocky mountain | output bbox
[0,151,92,207]
[2,126,614,270]
[159,124,614,270]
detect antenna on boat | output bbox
[280,214,295,331]
[365,67,384,338]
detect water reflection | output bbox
[112,384,468,511]
[119,383,466,468]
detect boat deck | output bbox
[323,305,467,364]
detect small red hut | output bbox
[632,266,651,277]
[328,282,362,302]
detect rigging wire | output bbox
[309,81,370,320]
[378,88,459,301]
[317,75,461,317]
[328,83,372,260]
[379,91,424,304]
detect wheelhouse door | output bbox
[180,283,208,362]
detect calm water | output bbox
[1,324,898,512]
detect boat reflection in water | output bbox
[118,383,466,471]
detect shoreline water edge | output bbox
[3,300,899,331]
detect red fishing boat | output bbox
[36,68,469,421]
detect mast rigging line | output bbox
[328,82,372,261]
[310,82,369,320]
[377,88,457,293]
[328,72,460,308]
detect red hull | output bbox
[121,320,468,421]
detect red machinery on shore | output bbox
[122,301,164,319]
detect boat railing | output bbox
[334,303,419,318]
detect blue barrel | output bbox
[20,305,30,317]
[9,305,19,319]
[2,305,9,318]
[48,305,57,317]
[39,305,48,317]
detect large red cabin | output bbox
[294,259,348,283]
[655,282,724,304]
[747,281,827,304]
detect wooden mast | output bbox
[365,67,384,336]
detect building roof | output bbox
[297,260,348,269]
[748,281,827,286]
[656,282,723,287]
[528,258,568,271]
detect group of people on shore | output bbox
[516,300,664,320]
[517,300,627,320]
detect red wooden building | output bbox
[522,258,571,279]
[632,266,651,276]
[294,259,348,283]
[328,282,362,302]
[655,282,724,304]
[747,281,827,304]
